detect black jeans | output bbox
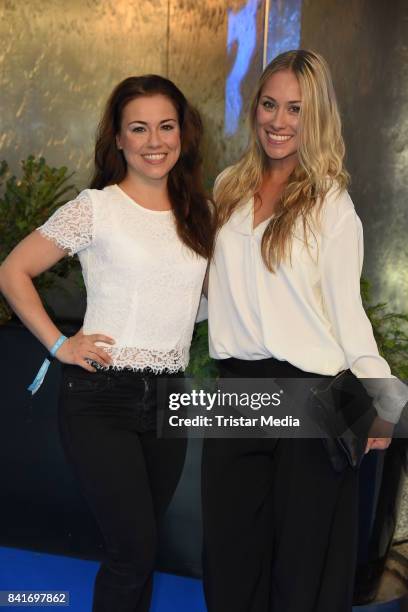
[58,365,187,612]
[202,357,359,612]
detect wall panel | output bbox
[0,0,267,189]
[0,0,168,186]
[168,0,266,183]
[301,0,408,311]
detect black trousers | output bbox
[202,357,359,612]
[58,365,187,612]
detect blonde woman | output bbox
[203,50,405,612]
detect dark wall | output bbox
[301,0,408,311]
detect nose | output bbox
[270,106,286,131]
[146,128,162,148]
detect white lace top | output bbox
[38,184,207,372]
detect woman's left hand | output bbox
[365,417,394,453]
[365,437,392,453]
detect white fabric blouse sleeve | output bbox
[320,203,408,423]
[37,190,93,256]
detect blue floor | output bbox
[0,547,206,611]
[0,546,404,610]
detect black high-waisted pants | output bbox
[202,357,359,612]
[58,365,187,612]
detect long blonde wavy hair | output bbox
[215,49,349,271]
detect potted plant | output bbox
[0,155,85,324]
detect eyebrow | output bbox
[127,118,177,126]
[261,95,301,104]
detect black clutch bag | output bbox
[309,371,377,472]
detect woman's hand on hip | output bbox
[55,329,115,371]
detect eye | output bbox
[261,100,276,111]
[130,126,145,133]
[161,123,176,131]
[289,105,301,114]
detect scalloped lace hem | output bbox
[37,227,78,256]
[99,346,189,374]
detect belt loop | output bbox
[142,376,149,398]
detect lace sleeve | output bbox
[37,190,93,256]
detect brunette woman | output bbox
[203,50,406,612]
[0,75,214,612]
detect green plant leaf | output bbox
[0,156,82,325]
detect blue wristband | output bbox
[27,334,68,395]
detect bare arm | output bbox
[0,231,69,349]
[0,231,114,371]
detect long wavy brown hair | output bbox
[215,50,349,271]
[90,74,214,259]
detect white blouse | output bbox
[38,184,207,373]
[208,182,407,423]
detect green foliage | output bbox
[0,156,80,323]
[361,278,408,380]
[186,319,218,380]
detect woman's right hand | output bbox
[55,329,115,372]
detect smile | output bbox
[266,132,293,143]
[142,153,167,162]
